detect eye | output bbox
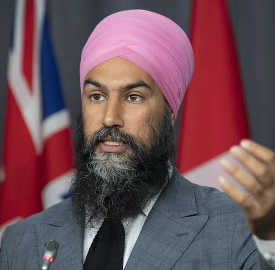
[127,94,143,103]
[89,93,105,102]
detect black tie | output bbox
[84,219,125,270]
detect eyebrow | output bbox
[84,79,152,92]
[122,80,152,92]
[84,79,102,88]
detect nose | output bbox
[102,97,124,128]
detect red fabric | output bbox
[177,0,250,173]
[0,1,73,229]
[0,87,42,223]
[41,129,74,187]
[23,0,34,92]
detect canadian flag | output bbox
[0,0,74,239]
[177,0,250,189]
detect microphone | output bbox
[40,240,59,270]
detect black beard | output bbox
[70,105,175,226]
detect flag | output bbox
[0,0,74,237]
[176,0,250,189]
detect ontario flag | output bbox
[0,0,74,238]
[177,0,250,189]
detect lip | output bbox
[97,141,129,153]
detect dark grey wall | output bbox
[0,0,275,158]
[227,0,275,148]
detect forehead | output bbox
[84,57,156,86]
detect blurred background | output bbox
[1,0,275,156]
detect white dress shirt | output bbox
[253,236,275,266]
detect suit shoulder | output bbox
[4,199,73,235]
[0,199,74,267]
[194,184,241,216]
[174,170,241,217]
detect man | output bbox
[1,9,275,270]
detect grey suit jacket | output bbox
[0,169,274,269]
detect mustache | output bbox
[86,126,142,152]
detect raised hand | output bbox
[219,139,275,240]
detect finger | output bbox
[230,146,273,187]
[220,159,263,197]
[218,176,253,212]
[240,139,275,164]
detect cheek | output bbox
[123,110,156,144]
[82,104,102,140]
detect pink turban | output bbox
[80,9,194,116]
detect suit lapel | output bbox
[125,170,208,270]
[35,200,84,270]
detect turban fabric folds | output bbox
[80,9,194,116]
